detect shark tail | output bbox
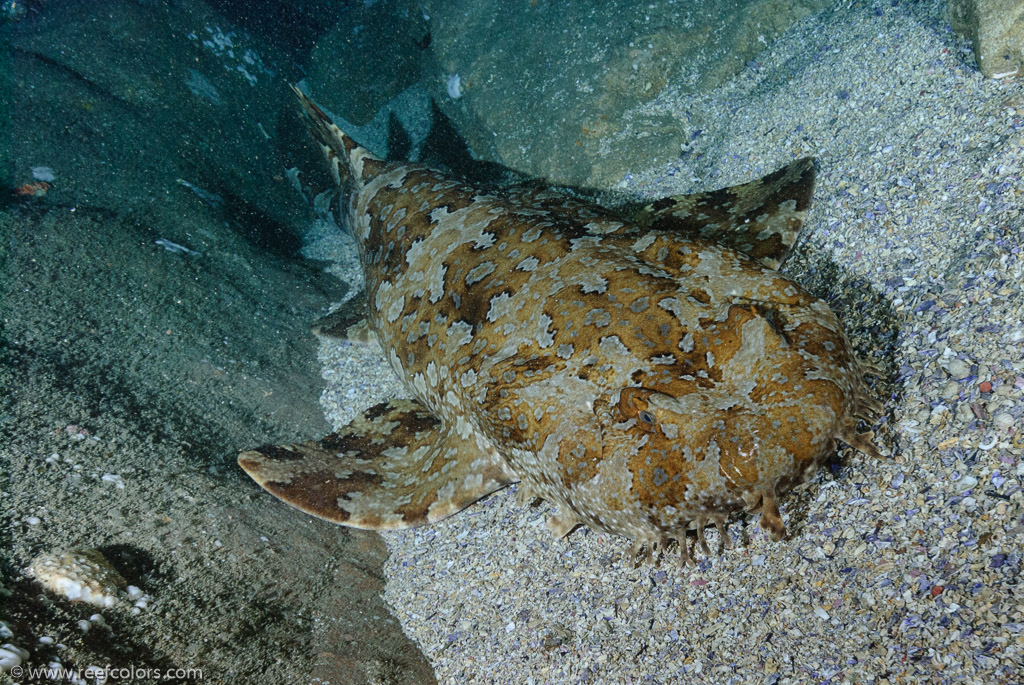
[291,84,387,188]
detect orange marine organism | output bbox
[13,181,52,197]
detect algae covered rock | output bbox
[950,0,1024,78]
[423,0,831,187]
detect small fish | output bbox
[154,238,200,256]
[239,87,882,566]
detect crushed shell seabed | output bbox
[302,3,1024,683]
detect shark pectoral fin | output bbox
[635,157,816,270]
[546,507,581,539]
[238,399,518,530]
[311,292,376,343]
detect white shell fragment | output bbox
[27,548,127,609]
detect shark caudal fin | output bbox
[238,399,519,529]
[291,85,388,188]
[636,157,816,270]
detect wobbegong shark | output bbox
[239,87,883,565]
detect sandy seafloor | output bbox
[303,2,1024,684]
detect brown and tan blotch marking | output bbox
[239,87,884,566]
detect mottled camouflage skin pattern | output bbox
[239,89,881,564]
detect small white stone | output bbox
[0,643,29,672]
[946,359,970,378]
[940,381,960,400]
[101,473,125,489]
[31,166,55,182]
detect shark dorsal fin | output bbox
[636,157,816,269]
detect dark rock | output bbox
[307,0,428,126]
[10,0,311,240]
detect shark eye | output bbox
[638,410,657,425]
